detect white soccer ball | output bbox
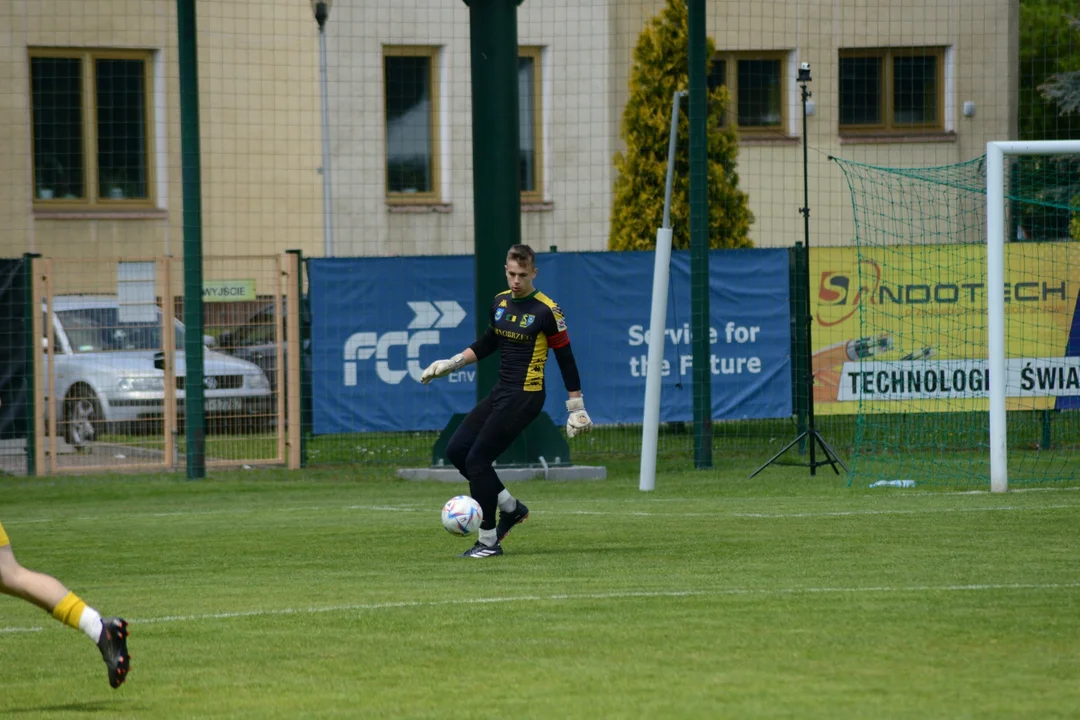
[441,495,483,536]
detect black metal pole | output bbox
[748,65,847,480]
[688,0,712,468]
[23,253,40,476]
[799,78,817,475]
[177,0,206,478]
[463,0,522,402]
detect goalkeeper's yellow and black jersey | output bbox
[469,289,571,392]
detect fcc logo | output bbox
[342,301,466,385]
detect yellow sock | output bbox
[51,591,87,631]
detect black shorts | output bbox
[458,383,546,452]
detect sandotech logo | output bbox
[343,301,466,385]
[816,260,882,328]
[816,258,1068,328]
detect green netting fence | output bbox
[834,153,1080,487]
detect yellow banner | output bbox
[809,244,1080,414]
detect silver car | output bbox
[45,295,273,446]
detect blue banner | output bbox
[310,250,791,434]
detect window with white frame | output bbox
[518,47,544,201]
[384,46,440,203]
[708,51,787,133]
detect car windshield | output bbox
[57,308,186,353]
[229,308,276,347]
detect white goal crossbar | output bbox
[987,140,1080,492]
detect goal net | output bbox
[832,143,1080,489]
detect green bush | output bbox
[609,0,753,251]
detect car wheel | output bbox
[64,385,102,450]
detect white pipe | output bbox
[639,92,684,493]
[986,142,1006,493]
[987,140,1080,491]
[640,225,673,493]
[988,140,1080,156]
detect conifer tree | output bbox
[609,0,753,251]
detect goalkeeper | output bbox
[421,244,592,558]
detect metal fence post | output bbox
[285,250,302,469]
[23,253,41,476]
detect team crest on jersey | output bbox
[495,307,505,321]
[519,314,535,328]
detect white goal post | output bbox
[639,91,685,492]
[986,140,1080,493]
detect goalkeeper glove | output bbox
[420,354,466,384]
[565,396,593,438]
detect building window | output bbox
[839,48,944,133]
[518,47,543,201]
[708,52,786,133]
[30,49,153,206]
[384,46,440,202]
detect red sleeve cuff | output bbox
[548,330,570,349]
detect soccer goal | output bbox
[832,140,1080,490]
[987,141,1080,491]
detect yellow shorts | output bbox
[0,520,9,547]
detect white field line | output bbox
[569,504,1077,518]
[553,486,1080,501]
[0,505,426,527]
[2,500,1078,529]
[3,582,1079,634]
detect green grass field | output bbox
[1,460,1079,719]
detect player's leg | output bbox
[445,395,494,480]
[495,481,530,543]
[460,391,545,556]
[0,524,131,688]
[0,543,68,611]
[446,395,527,552]
[447,397,520,531]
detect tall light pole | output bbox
[311,0,333,257]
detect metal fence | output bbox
[11,254,302,476]
[1,0,1077,477]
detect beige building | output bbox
[0,0,1017,266]
[329,0,1017,254]
[0,0,324,277]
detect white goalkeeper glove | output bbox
[420,353,466,384]
[565,396,593,438]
